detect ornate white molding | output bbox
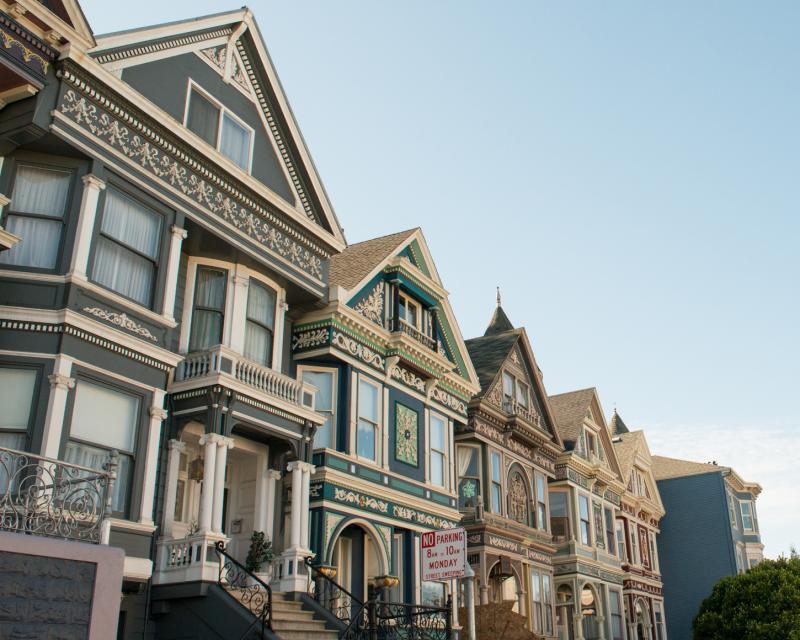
[82,306,158,342]
[48,373,75,390]
[149,406,169,421]
[292,327,329,351]
[331,331,385,369]
[353,283,384,326]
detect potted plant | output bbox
[245,530,274,580]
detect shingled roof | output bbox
[329,228,418,290]
[609,410,629,435]
[484,305,514,336]
[613,430,644,480]
[651,455,728,480]
[465,331,519,394]
[547,388,596,447]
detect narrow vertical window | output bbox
[531,570,543,633]
[189,267,227,351]
[549,491,569,542]
[429,413,447,488]
[356,378,379,462]
[578,495,591,545]
[616,520,627,561]
[220,113,251,171]
[727,492,738,528]
[740,501,756,531]
[543,573,553,636]
[92,188,161,306]
[604,507,616,554]
[243,280,276,366]
[490,451,502,513]
[186,89,220,145]
[301,369,336,449]
[0,164,71,269]
[0,367,37,451]
[535,473,547,530]
[516,381,529,408]
[654,602,666,640]
[502,372,514,405]
[609,590,624,640]
[457,446,481,508]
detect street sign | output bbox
[421,527,466,581]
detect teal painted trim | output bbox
[326,455,350,471]
[389,477,425,497]
[348,273,385,311]
[358,466,382,482]
[405,240,431,277]
[431,492,451,506]
[392,274,438,307]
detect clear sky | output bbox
[81,1,799,557]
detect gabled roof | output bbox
[651,455,728,480]
[548,388,596,446]
[89,8,346,246]
[464,331,518,392]
[613,430,665,513]
[609,409,629,435]
[329,229,418,290]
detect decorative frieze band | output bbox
[82,307,158,342]
[57,71,327,281]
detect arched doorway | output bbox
[330,522,386,603]
[555,584,574,640]
[580,584,601,640]
[488,560,522,613]
[634,599,651,640]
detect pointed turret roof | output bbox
[484,305,515,336]
[609,410,630,435]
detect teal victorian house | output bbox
[292,228,480,606]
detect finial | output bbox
[496,286,501,307]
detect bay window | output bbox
[549,491,569,542]
[0,366,37,451]
[429,413,447,488]
[186,85,253,171]
[301,368,336,449]
[243,280,277,366]
[490,450,502,513]
[740,501,756,531]
[616,520,627,561]
[727,492,738,528]
[356,377,380,462]
[64,380,140,515]
[92,187,161,307]
[578,495,591,545]
[649,530,659,571]
[531,569,543,633]
[0,164,71,269]
[397,291,420,329]
[189,267,227,351]
[654,601,666,640]
[535,472,547,530]
[609,590,624,640]
[457,446,481,508]
[605,507,616,554]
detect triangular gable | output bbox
[616,431,665,514]
[396,239,431,277]
[11,0,95,48]
[340,228,478,390]
[586,391,624,481]
[89,10,345,244]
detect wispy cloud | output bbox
[644,422,799,558]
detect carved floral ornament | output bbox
[0,28,49,74]
[353,283,384,326]
[57,83,325,281]
[395,404,418,465]
[199,46,251,95]
[82,307,158,342]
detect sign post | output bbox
[421,528,467,640]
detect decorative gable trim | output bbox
[93,28,233,65]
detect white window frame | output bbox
[648,529,659,571]
[183,80,255,173]
[427,411,449,489]
[534,471,548,531]
[241,271,284,369]
[615,520,627,561]
[298,365,338,451]
[578,493,592,545]
[397,290,421,329]
[740,500,757,532]
[490,449,503,514]
[354,374,382,465]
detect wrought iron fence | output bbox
[215,541,272,639]
[0,445,117,544]
[306,556,366,628]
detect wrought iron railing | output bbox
[0,445,117,544]
[215,541,272,639]
[305,556,365,629]
[389,318,438,352]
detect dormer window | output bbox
[185,83,253,172]
[585,431,596,456]
[502,371,529,409]
[397,291,420,329]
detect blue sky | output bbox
[82,1,799,557]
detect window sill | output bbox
[73,273,178,328]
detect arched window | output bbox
[508,469,529,525]
[581,585,601,640]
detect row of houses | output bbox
[0,2,763,640]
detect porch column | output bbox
[198,433,218,533]
[276,460,313,593]
[161,225,187,321]
[211,435,235,534]
[41,356,74,459]
[69,174,105,279]
[288,460,304,548]
[140,393,167,525]
[300,461,314,549]
[264,469,281,542]
[228,271,249,353]
[162,439,186,538]
[253,454,269,533]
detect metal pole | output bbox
[463,562,476,640]
[446,594,453,640]
[100,449,118,545]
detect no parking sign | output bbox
[421,527,466,581]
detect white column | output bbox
[300,462,314,549]
[41,356,74,459]
[69,174,105,279]
[161,225,187,322]
[211,435,234,533]
[264,469,281,543]
[288,460,303,548]
[140,390,167,525]
[198,433,218,533]
[162,439,186,538]
[253,454,269,533]
[228,271,249,353]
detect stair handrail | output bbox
[305,555,366,630]
[215,541,272,638]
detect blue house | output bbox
[652,456,764,640]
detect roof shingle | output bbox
[651,455,728,480]
[329,228,417,290]
[547,388,596,446]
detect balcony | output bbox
[0,446,117,545]
[388,317,437,352]
[153,531,227,584]
[502,398,542,430]
[170,345,317,414]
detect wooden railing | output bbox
[388,318,437,352]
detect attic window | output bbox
[185,83,253,172]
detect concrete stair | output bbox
[225,587,339,640]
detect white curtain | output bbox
[244,282,276,365]
[0,368,36,430]
[457,447,474,478]
[189,268,226,351]
[220,113,251,170]
[100,189,161,259]
[11,165,70,215]
[93,238,154,305]
[71,380,138,452]
[64,441,131,514]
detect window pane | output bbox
[491,451,501,482]
[358,380,378,422]
[430,415,445,450]
[93,237,155,305]
[220,113,251,170]
[11,165,70,217]
[0,433,26,452]
[430,451,444,486]
[64,442,131,513]
[71,380,139,452]
[244,321,272,365]
[194,268,227,310]
[0,216,62,268]
[491,484,502,511]
[356,419,375,460]
[502,372,514,397]
[246,281,276,329]
[0,368,36,430]
[187,90,219,146]
[303,371,333,411]
[101,189,161,259]
[421,581,445,607]
[190,310,223,351]
[516,382,529,407]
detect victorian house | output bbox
[547,389,627,640]
[609,413,667,640]
[652,456,763,640]
[291,228,481,608]
[457,303,564,639]
[0,2,347,638]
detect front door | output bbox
[226,453,256,564]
